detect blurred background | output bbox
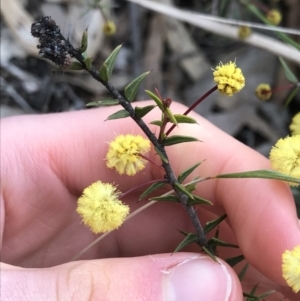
[1,0,300,208]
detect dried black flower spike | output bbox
[31,16,71,67]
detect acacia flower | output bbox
[106,134,151,176]
[266,9,282,25]
[282,245,300,293]
[103,21,117,36]
[255,83,272,101]
[77,181,129,234]
[238,26,252,39]
[290,113,300,135]
[213,61,245,96]
[269,135,300,186]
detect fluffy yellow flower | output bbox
[255,83,272,101]
[238,26,252,39]
[266,9,282,25]
[282,245,300,293]
[103,21,117,36]
[106,134,151,176]
[290,113,300,135]
[269,135,300,186]
[213,61,245,96]
[77,181,129,234]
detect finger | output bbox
[1,253,242,301]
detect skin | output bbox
[1,101,299,300]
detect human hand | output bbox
[1,102,299,300]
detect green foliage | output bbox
[154,147,168,163]
[70,61,84,70]
[238,263,249,281]
[172,114,198,124]
[145,90,164,111]
[79,28,88,53]
[135,105,156,118]
[84,57,92,70]
[279,57,299,84]
[106,109,130,120]
[225,255,245,267]
[204,214,227,234]
[178,162,202,184]
[174,182,195,200]
[139,181,167,200]
[124,72,150,102]
[99,44,122,82]
[86,99,119,106]
[174,232,198,252]
[162,135,200,146]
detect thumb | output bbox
[1,253,242,301]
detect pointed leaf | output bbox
[162,135,200,146]
[165,108,178,126]
[70,61,84,70]
[204,214,227,234]
[139,181,167,200]
[284,87,299,107]
[125,71,150,102]
[135,105,156,118]
[149,120,163,127]
[238,263,249,281]
[86,99,119,106]
[145,90,164,111]
[99,44,122,82]
[106,109,130,120]
[185,183,196,192]
[188,195,213,206]
[279,57,298,83]
[215,169,300,186]
[79,28,88,53]
[202,246,218,262]
[178,162,202,184]
[84,57,92,70]
[150,195,179,202]
[257,290,276,299]
[154,147,168,163]
[174,182,195,200]
[208,237,239,248]
[99,63,109,82]
[174,232,198,252]
[225,255,245,267]
[173,114,198,124]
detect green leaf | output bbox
[225,255,245,267]
[106,109,130,120]
[150,195,179,202]
[178,162,202,184]
[284,87,299,107]
[204,214,227,234]
[173,114,198,124]
[79,28,88,53]
[145,90,164,111]
[174,232,198,252]
[70,61,84,70]
[99,63,109,82]
[86,99,119,106]
[165,108,178,126]
[188,195,213,206]
[99,44,122,82]
[279,57,299,84]
[139,181,167,200]
[154,147,168,163]
[135,105,156,118]
[208,237,239,248]
[257,290,276,299]
[149,120,163,127]
[174,182,195,200]
[162,135,200,146]
[202,246,218,262]
[238,263,249,281]
[124,72,150,102]
[84,57,92,70]
[214,169,300,186]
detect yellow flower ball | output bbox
[282,245,300,293]
[266,9,282,25]
[77,181,129,234]
[213,61,245,96]
[290,112,300,135]
[103,21,117,36]
[269,135,300,186]
[106,134,151,176]
[255,83,272,101]
[238,26,252,39]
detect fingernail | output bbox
[164,256,232,301]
